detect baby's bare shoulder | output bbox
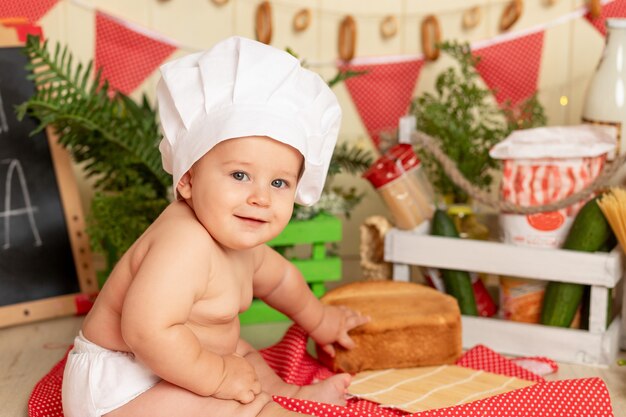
[155,202,214,244]
[131,203,217,266]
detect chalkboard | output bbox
[0,25,97,327]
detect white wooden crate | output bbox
[384,221,625,366]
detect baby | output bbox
[62,36,369,417]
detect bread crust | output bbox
[318,281,462,373]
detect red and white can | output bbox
[490,125,616,248]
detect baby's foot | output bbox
[293,373,351,406]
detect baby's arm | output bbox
[252,245,369,356]
[120,230,260,402]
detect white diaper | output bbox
[62,332,161,417]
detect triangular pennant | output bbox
[341,58,424,149]
[95,11,177,95]
[0,0,58,23]
[473,30,545,106]
[585,0,626,36]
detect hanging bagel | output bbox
[499,0,523,32]
[380,15,398,39]
[421,14,441,61]
[462,6,481,30]
[293,8,311,32]
[338,15,357,61]
[255,1,272,44]
[589,0,602,18]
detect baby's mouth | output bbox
[235,215,267,225]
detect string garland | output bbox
[411,130,626,214]
[68,0,617,66]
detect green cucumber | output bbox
[431,209,478,316]
[540,197,615,327]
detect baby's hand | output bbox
[310,305,370,357]
[214,353,261,404]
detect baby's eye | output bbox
[232,171,249,181]
[271,179,288,188]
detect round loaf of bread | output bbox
[317,280,462,373]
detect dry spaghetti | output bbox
[598,187,626,255]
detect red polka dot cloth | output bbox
[95,11,177,95]
[473,30,545,107]
[340,58,424,150]
[0,0,58,23]
[585,0,626,37]
[29,325,613,417]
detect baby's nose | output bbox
[247,185,271,207]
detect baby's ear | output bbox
[177,171,193,200]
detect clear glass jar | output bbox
[362,144,434,230]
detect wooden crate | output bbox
[239,213,342,324]
[384,221,625,365]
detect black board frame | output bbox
[0,22,98,328]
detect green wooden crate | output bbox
[239,213,342,324]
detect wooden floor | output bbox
[2,315,625,417]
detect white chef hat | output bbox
[157,36,342,206]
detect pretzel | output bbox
[499,0,523,32]
[255,1,272,45]
[293,8,311,32]
[589,0,602,18]
[380,15,397,39]
[338,15,357,61]
[421,14,441,61]
[462,6,481,30]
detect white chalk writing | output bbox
[1,159,41,249]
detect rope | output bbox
[411,130,626,214]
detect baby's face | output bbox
[182,136,303,250]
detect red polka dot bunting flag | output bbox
[0,0,58,23]
[95,11,177,95]
[340,58,424,149]
[585,0,626,37]
[473,30,545,107]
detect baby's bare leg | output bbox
[105,379,298,417]
[236,339,350,405]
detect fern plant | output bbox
[16,35,170,265]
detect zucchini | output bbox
[540,197,615,327]
[431,209,478,316]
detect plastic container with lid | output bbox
[363,144,434,230]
